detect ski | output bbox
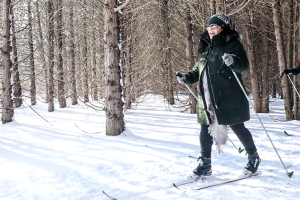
[101,174,210,199]
[284,131,293,136]
[173,171,258,192]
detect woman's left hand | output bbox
[222,53,234,66]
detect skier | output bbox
[282,60,300,76]
[176,14,260,176]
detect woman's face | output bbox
[206,24,223,39]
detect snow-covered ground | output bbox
[0,95,299,200]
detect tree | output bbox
[47,0,55,112]
[68,0,78,105]
[104,0,125,135]
[11,4,22,108]
[27,0,36,106]
[1,0,14,124]
[56,0,66,108]
[272,0,293,120]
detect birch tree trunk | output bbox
[56,0,66,108]
[11,5,22,108]
[104,0,125,136]
[272,0,293,120]
[47,0,55,112]
[28,0,36,106]
[1,0,14,124]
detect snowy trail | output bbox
[0,95,299,200]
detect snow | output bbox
[0,94,299,200]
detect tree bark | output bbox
[28,0,36,106]
[68,0,77,105]
[56,0,66,108]
[261,29,270,113]
[161,0,174,105]
[47,0,55,112]
[11,5,22,108]
[1,0,14,124]
[104,0,125,136]
[210,0,216,15]
[245,17,261,112]
[185,1,197,113]
[82,0,89,103]
[35,0,48,103]
[272,0,293,120]
[215,0,225,13]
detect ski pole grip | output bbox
[280,71,285,78]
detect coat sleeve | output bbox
[184,62,200,84]
[229,40,249,73]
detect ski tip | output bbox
[102,190,117,200]
[173,183,179,189]
[287,171,294,178]
[284,131,293,136]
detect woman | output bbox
[176,14,260,176]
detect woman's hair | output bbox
[198,28,240,54]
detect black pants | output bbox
[200,123,257,158]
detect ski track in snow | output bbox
[0,94,299,200]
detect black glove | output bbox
[283,68,300,75]
[176,72,186,84]
[283,69,293,75]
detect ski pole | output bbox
[230,67,294,178]
[176,72,244,154]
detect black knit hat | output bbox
[207,14,232,29]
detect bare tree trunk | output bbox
[215,0,225,13]
[125,14,134,109]
[1,0,14,124]
[47,0,55,112]
[161,0,174,105]
[11,5,22,108]
[83,0,89,103]
[296,0,300,120]
[68,1,77,105]
[104,0,125,136]
[261,28,270,113]
[56,0,66,108]
[35,0,48,103]
[245,19,261,112]
[272,0,293,120]
[27,0,36,106]
[92,33,98,101]
[185,1,197,113]
[210,0,216,15]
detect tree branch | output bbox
[114,0,131,12]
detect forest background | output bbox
[1,0,300,136]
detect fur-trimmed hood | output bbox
[198,29,240,54]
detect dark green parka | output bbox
[184,30,250,125]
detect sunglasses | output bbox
[206,24,218,31]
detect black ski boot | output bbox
[244,151,261,174]
[193,157,212,176]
